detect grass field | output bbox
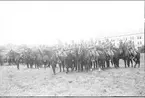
[0,53,144,96]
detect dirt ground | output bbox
[0,54,144,96]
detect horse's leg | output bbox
[130,59,133,67]
[37,62,40,68]
[93,61,96,69]
[35,63,37,68]
[99,60,102,70]
[16,60,19,70]
[45,61,47,68]
[109,60,110,68]
[106,60,110,68]
[62,61,65,72]
[93,60,95,69]
[92,61,94,69]
[97,59,99,69]
[51,64,56,75]
[84,64,88,71]
[73,60,76,71]
[103,60,105,69]
[82,61,84,71]
[90,61,93,70]
[10,59,12,65]
[43,61,45,69]
[59,63,62,72]
[81,61,84,71]
[124,59,127,68]
[75,58,77,72]
[32,62,35,68]
[134,60,137,68]
[127,58,130,67]
[36,63,39,69]
[30,63,33,68]
[38,62,40,69]
[48,62,50,68]
[71,62,74,72]
[88,60,91,70]
[114,58,117,68]
[8,59,11,65]
[1,62,3,66]
[84,61,87,71]
[95,60,97,69]
[27,63,29,68]
[0,61,2,66]
[87,60,90,71]
[138,59,140,68]
[94,60,96,69]
[103,60,106,69]
[117,59,120,68]
[35,63,38,69]
[98,60,101,71]
[111,57,114,66]
[44,62,46,69]
[133,58,138,68]
[73,60,75,71]
[76,60,79,72]
[91,61,93,70]
[88,60,90,71]
[39,62,41,68]
[80,61,82,72]
[101,61,103,69]
[8,60,10,65]
[111,60,113,66]
[78,61,80,72]
[17,63,19,70]
[66,66,69,73]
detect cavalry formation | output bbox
[0,39,140,75]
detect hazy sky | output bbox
[0,1,144,46]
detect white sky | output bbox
[0,1,144,46]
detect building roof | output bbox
[103,32,144,39]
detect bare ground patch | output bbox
[0,58,145,96]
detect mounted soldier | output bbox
[6,49,23,69]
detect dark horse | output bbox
[98,50,107,70]
[133,51,140,68]
[7,50,23,70]
[119,45,134,68]
[111,45,133,68]
[129,48,140,68]
[111,47,120,68]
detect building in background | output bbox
[105,32,144,49]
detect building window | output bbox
[137,36,142,39]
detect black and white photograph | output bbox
[0,1,144,96]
